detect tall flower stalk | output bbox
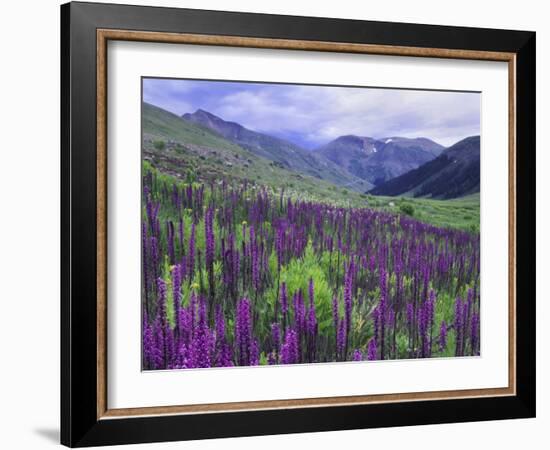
[141,165,480,370]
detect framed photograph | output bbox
[61,1,536,447]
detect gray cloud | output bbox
[144,78,480,148]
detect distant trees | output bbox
[153,139,166,151]
[399,202,415,216]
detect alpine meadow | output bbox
[141,78,481,370]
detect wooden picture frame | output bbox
[61,1,535,447]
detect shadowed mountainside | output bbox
[368,136,480,199]
[316,135,444,185]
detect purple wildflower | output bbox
[215,306,225,341]
[172,264,182,337]
[142,311,155,369]
[439,320,448,352]
[337,318,346,359]
[373,306,380,346]
[470,313,480,355]
[332,295,339,328]
[250,226,260,290]
[379,267,387,359]
[418,301,429,357]
[204,207,215,268]
[235,298,253,366]
[344,261,353,335]
[189,298,211,368]
[367,338,377,361]
[280,282,288,316]
[406,302,414,328]
[454,297,463,356]
[187,222,196,280]
[307,279,317,336]
[156,277,167,325]
[271,322,281,353]
[167,220,175,264]
[142,222,149,308]
[250,339,260,366]
[281,329,299,364]
[178,217,184,255]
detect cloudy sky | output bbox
[143,78,480,149]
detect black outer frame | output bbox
[60,1,536,447]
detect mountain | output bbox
[368,136,480,199]
[141,102,369,206]
[316,135,444,185]
[379,137,443,156]
[182,109,371,192]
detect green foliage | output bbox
[263,244,333,336]
[185,168,197,184]
[399,202,415,216]
[395,333,410,358]
[153,139,166,151]
[370,194,480,232]
[174,143,186,155]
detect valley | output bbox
[143,101,480,232]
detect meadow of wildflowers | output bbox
[141,163,480,370]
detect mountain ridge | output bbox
[144,101,477,201]
[315,135,444,186]
[368,135,480,199]
[142,102,369,205]
[182,108,372,192]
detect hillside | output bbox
[316,135,444,185]
[142,102,370,206]
[182,109,372,192]
[368,136,480,199]
[142,103,479,230]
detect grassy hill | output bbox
[182,108,372,192]
[143,102,370,207]
[364,193,480,232]
[142,102,479,233]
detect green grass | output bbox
[143,102,243,151]
[365,193,480,232]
